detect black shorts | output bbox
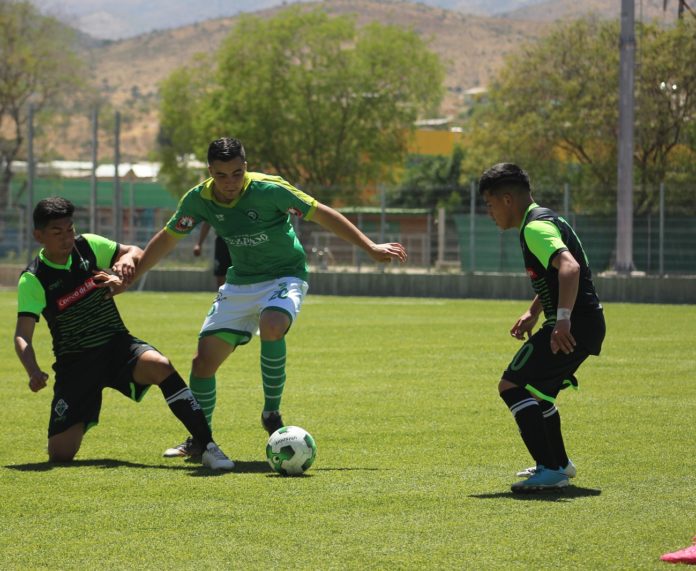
[502,309,606,402]
[213,235,232,278]
[48,334,156,437]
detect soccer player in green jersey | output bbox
[118,137,407,459]
[479,163,606,493]
[14,197,234,469]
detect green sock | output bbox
[261,338,286,412]
[189,374,216,429]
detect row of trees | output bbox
[0,1,87,210]
[157,7,444,204]
[2,1,695,215]
[461,17,696,215]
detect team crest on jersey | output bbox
[174,216,195,232]
[287,207,303,218]
[215,214,225,221]
[526,267,539,279]
[54,399,69,417]
[246,209,259,221]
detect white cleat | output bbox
[202,442,235,471]
[516,459,577,479]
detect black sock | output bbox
[500,387,558,470]
[540,400,569,468]
[159,372,213,448]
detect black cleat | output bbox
[261,411,284,436]
[163,436,203,458]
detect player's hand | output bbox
[92,270,127,298]
[510,311,539,340]
[28,370,49,392]
[112,257,137,284]
[368,242,407,264]
[550,319,576,355]
[193,244,202,257]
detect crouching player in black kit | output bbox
[14,197,234,470]
[479,164,606,493]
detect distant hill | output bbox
[48,0,670,161]
[504,0,677,21]
[78,0,546,160]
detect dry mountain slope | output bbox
[85,0,546,160]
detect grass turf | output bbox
[1,291,695,569]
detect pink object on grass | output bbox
[662,537,696,565]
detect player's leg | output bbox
[45,360,103,462]
[499,328,569,492]
[189,334,237,428]
[499,378,559,470]
[259,308,290,434]
[258,278,309,435]
[47,422,85,462]
[132,348,234,470]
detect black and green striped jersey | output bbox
[520,203,601,324]
[17,234,128,358]
[165,172,318,285]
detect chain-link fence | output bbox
[4,177,696,275]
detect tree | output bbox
[391,146,465,210]
[157,7,444,203]
[464,17,696,215]
[0,1,86,209]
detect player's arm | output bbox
[194,222,212,257]
[111,243,144,283]
[311,203,407,263]
[14,316,49,393]
[120,229,180,286]
[510,295,542,340]
[550,250,580,355]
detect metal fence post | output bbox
[113,111,122,242]
[659,182,665,276]
[437,207,445,267]
[26,103,34,264]
[90,106,98,234]
[469,180,476,272]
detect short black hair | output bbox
[478,163,531,196]
[33,197,75,230]
[207,137,246,164]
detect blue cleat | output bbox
[511,466,569,493]
[516,459,576,479]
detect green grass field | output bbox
[1,291,695,569]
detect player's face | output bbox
[209,158,247,203]
[482,190,515,230]
[34,217,76,263]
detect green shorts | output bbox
[48,334,155,437]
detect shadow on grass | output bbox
[5,458,228,478]
[314,467,381,472]
[469,486,602,502]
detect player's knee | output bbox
[48,440,79,463]
[136,352,175,385]
[259,313,290,340]
[191,354,217,377]
[498,378,518,394]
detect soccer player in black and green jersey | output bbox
[14,197,234,469]
[119,137,407,459]
[479,163,606,493]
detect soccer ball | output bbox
[266,426,317,476]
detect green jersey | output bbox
[17,234,128,358]
[166,172,318,285]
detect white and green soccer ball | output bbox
[266,426,317,476]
